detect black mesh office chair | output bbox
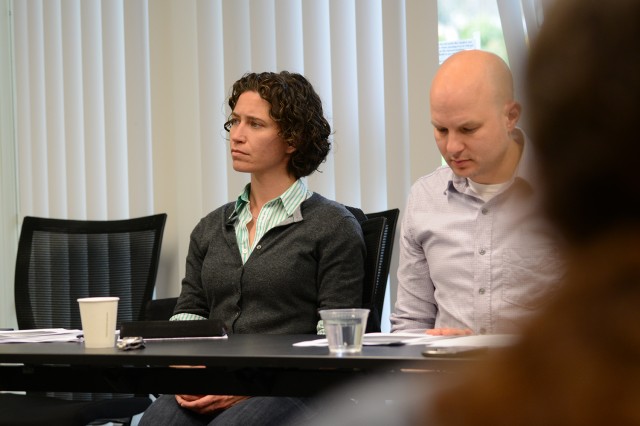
[360,209,399,332]
[143,296,179,321]
[0,213,167,426]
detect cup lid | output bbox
[77,297,120,302]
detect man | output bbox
[390,50,563,335]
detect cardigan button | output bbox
[256,244,262,250]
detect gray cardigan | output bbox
[174,193,366,334]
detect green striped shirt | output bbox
[234,179,311,264]
[170,179,312,323]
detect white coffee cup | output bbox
[77,297,119,348]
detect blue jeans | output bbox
[138,395,316,426]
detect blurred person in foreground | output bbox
[391,49,563,336]
[294,0,640,425]
[429,0,640,423]
[139,71,365,426]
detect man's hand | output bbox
[175,394,250,415]
[426,327,473,336]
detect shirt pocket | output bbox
[501,246,563,309]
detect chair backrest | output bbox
[344,206,400,332]
[144,296,179,321]
[360,216,388,332]
[14,214,166,401]
[360,209,400,332]
[14,214,167,331]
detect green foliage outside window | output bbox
[438,0,508,64]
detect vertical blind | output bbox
[1,0,19,329]
[7,0,534,329]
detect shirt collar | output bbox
[279,179,309,217]
[226,184,251,223]
[229,179,309,220]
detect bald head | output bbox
[429,50,523,184]
[431,50,515,110]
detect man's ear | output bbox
[505,101,522,130]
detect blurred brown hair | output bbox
[429,230,640,425]
[527,0,640,246]
[428,0,640,424]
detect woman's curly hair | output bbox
[223,71,331,178]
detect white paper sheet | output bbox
[0,328,83,343]
[424,334,519,348]
[293,332,457,347]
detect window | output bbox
[438,0,508,63]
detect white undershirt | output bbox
[467,179,511,202]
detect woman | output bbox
[140,71,365,426]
